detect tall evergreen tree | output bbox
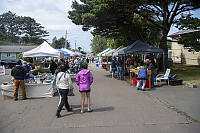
[0,11,49,44]
[68,0,200,67]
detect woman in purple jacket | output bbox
[76,63,93,113]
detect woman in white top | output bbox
[56,65,73,118]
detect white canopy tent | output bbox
[102,49,114,56]
[97,48,112,56]
[23,41,61,57]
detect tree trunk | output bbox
[159,28,169,71]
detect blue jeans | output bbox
[137,80,146,90]
[117,66,122,78]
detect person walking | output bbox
[11,60,27,101]
[56,65,73,118]
[76,62,93,113]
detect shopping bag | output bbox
[68,86,75,96]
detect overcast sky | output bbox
[0,0,199,52]
[0,0,93,52]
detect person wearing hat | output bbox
[145,58,155,87]
[11,60,27,100]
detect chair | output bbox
[156,68,171,85]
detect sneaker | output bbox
[80,110,84,113]
[88,108,93,112]
[67,107,72,112]
[56,113,61,118]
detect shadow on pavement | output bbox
[93,106,114,112]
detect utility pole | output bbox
[65,30,67,48]
[75,40,76,51]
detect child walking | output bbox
[76,63,93,113]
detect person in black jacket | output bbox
[116,57,123,80]
[11,60,27,100]
[50,59,57,75]
[145,59,155,87]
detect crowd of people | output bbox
[110,56,155,91]
[10,57,94,118]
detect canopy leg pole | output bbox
[107,56,108,71]
[124,55,126,80]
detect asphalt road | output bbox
[0,64,200,133]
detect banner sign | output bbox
[0,65,6,75]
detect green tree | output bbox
[0,11,49,44]
[77,46,82,51]
[134,0,200,66]
[176,14,200,30]
[0,11,21,42]
[51,36,57,48]
[68,0,200,67]
[20,16,49,44]
[91,35,107,55]
[178,31,200,52]
[51,37,71,49]
[68,0,161,47]
[175,14,200,52]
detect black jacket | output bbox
[11,65,26,80]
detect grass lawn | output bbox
[170,64,200,84]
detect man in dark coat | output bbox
[146,59,155,87]
[50,59,57,75]
[11,60,27,100]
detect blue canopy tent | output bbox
[75,51,84,56]
[56,49,70,56]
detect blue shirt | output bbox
[24,65,31,79]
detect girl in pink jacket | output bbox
[76,62,93,113]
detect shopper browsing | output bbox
[136,66,148,91]
[11,60,27,100]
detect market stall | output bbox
[0,41,63,99]
[113,40,163,88]
[23,41,61,57]
[1,73,54,99]
[1,83,52,99]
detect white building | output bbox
[168,30,200,65]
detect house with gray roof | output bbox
[168,30,200,65]
[0,45,37,61]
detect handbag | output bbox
[68,86,75,96]
[57,72,75,96]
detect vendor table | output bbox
[130,69,151,88]
[1,83,52,99]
